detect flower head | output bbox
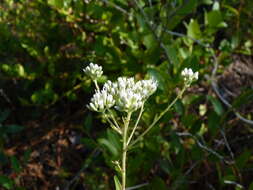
[181,68,198,86]
[83,63,103,80]
[88,76,158,113]
[117,77,135,90]
[115,89,143,112]
[87,90,115,112]
[103,80,117,96]
[136,78,158,100]
[113,77,157,112]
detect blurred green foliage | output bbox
[0,0,253,189]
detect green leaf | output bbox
[136,13,148,33]
[187,19,202,40]
[223,4,239,16]
[0,175,14,190]
[143,34,157,50]
[98,138,119,157]
[170,132,183,153]
[232,89,253,109]
[177,0,198,15]
[165,45,180,67]
[182,113,197,129]
[249,182,253,190]
[208,111,220,135]
[222,175,236,183]
[143,47,161,65]
[14,64,26,77]
[149,177,167,190]
[147,68,166,91]
[115,0,128,6]
[114,175,122,190]
[174,100,184,115]
[83,113,93,134]
[21,43,39,57]
[207,96,224,116]
[48,0,63,9]
[80,138,96,149]
[31,88,58,105]
[107,129,121,152]
[236,149,251,169]
[0,64,10,74]
[1,64,26,77]
[202,0,213,5]
[23,149,32,164]
[205,10,223,27]
[11,156,22,173]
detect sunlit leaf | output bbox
[114,175,122,190]
[187,19,202,40]
[205,10,223,27]
[48,0,63,9]
[208,95,224,116]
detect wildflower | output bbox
[115,89,143,112]
[103,80,117,96]
[88,75,158,113]
[181,68,198,86]
[83,63,103,80]
[87,90,115,112]
[117,77,135,90]
[136,78,158,99]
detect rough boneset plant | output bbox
[84,63,198,190]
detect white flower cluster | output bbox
[87,90,115,112]
[83,63,103,80]
[135,79,157,100]
[181,68,198,85]
[116,87,143,112]
[87,76,158,113]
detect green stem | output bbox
[104,114,122,134]
[94,80,100,91]
[129,87,187,149]
[108,109,121,129]
[127,104,144,146]
[122,112,132,190]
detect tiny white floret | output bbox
[181,68,198,84]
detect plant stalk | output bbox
[127,104,144,146]
[122,112,132,190]
[94,80,100,91]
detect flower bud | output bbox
[83,63,103,80]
